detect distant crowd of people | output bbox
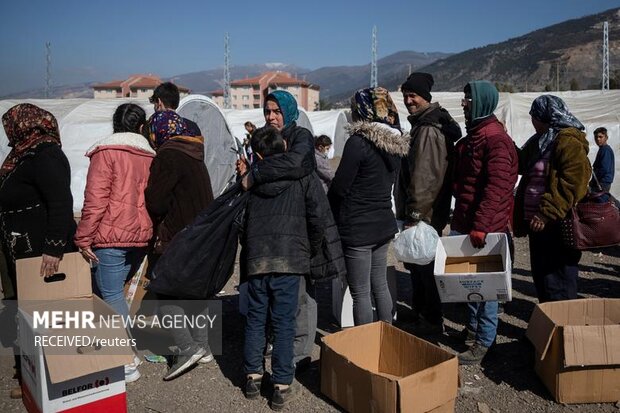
[0,73,616,409]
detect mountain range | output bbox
[2,7,618,104]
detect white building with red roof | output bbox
[211,71,320,111]
[92,74,190,99]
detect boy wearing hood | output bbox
[395,72,462,335]
[242,126,325,410]
[451,81,518,365]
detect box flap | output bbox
[16,253,92,302]
[563,324,620,367]
[526,304,557,359]
[398,358,458,413]
[321,322,382,371]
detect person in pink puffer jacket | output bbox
[74,103,154,382]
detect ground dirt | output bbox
[0,236,618,412]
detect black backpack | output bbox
[148,183,249,299]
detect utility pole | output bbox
[370,25,378,88]
[603,21,610,91]
[556,62,559,92]
[45,42,52,98]
[224,33,231,109]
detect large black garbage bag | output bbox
[148,183,249,299]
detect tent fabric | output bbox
[0,96,236,212]
[306,110,348,156]
[177,95,237,196]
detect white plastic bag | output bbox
[393,221,439,265]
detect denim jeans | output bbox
[244,274,300,385]
[93,247,146,319]
[294,276,317,364]
[344,240,392,326]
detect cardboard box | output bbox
[321,322,458,413]
[526,298,620,404]
[17,253,133,413]
[434,233,512,303]
[123,256,149,316]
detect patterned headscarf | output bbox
[529,95,584,154]
[350,87,401,131]
[147,109,203,150]
[1,103,61,178]
[265,90,299,127]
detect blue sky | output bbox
[0,0,618,96]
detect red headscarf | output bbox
[1,103,61,178]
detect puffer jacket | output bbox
[329,121,409,246]
[513,127,591,236]
[75,132,155,249]
[451,115,518,234]
[395,102,462,232]
[244,173,325,276]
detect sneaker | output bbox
[458,342,489,365]
[244,374,263,399]
[271,380,301,411]
[163,346,206,381]
[124,363,141,383]
[198,353,214,364]
[456,328,476,347]
[133,355,143,367]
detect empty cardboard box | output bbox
[526,298,620,404]
[17,253,133,413]
[321,322,458,413]
[434,233,512,303]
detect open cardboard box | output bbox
[17,253,133,413]
[321,322,458,413]
[526,298,620,404]
[434,233,512,303]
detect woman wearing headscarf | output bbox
[0,103,76,398]
[514,95,590,303]
[328,87,409,326]
[452,81,518,365]
[144,109,214,381]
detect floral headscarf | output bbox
[350,87,401,131]
[529,95,584,154]
[148,109,202,149]
[1,103,61,178]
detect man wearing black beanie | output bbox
[395,72,462,336]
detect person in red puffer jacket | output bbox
[451,81,518,365]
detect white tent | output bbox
[0,96,236,211]
[177,95,237,196]
[391,90,620,196]
[306,110,349,156]
[223,108,314,144]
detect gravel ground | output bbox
[0,236,618,412]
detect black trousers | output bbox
[405,261,443,324]
[529,223,581,303]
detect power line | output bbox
[224,33,231,109]
[602,21,610,91]
[370,26,377,88]
[45,42,52,98]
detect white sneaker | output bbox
[198,352,214,364]
[133,355,143,367]
[124,363,141,383]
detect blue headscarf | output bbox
[265,90,299,127]
[529,95,584,154]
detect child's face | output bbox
[318,144,331,154]
[595,132,608,147]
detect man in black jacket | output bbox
[395,73,462,336]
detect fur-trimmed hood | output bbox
[346,121,409,156]
[86,132,156,158]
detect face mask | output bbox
[326,145,335,160]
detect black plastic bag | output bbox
[148,183,249,299]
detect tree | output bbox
[316,99,333,111]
